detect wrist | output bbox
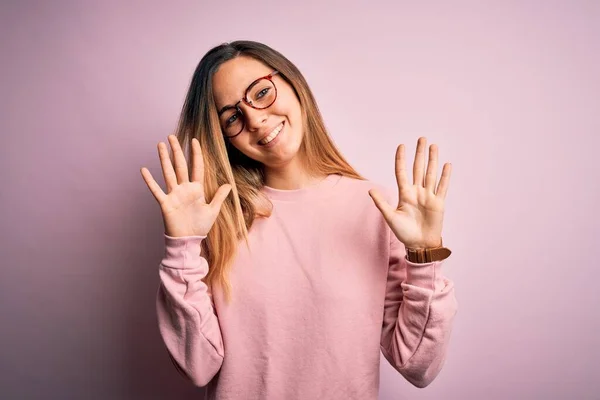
[404,237,450,262]
[405,238,443,249]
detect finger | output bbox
[140,167,167,204]
[190,138,205,184]
[395,144,409,199]
[168,135,190,184]
[368,188,396,222]
[424,144,438,192]
[413,137,427,186]
[158,142,177,193]
[435,163,452,199]
[209,184,232,211]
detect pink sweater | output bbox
[156,174,457,400]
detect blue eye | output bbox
[226,113,240,126]
[257,88,269,98]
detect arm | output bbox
[156,234,224,387]
[380,229,458,388]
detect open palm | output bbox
[140,135,231,238]
[369,137,452,249]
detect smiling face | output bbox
[212,56,305,170]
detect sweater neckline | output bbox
[260,174,343,202]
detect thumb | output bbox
[368,188,395,222]
[209,184,232,211]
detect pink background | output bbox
[1,1,599,399]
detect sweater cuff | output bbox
[404,260,446,291]
[162,234,207,270]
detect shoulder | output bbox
[336,174,397,204]
[328,174,394,243]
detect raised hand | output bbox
[140,135,232,238]
[369,137,452,249]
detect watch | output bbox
[405,238,452,263]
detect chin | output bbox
[266,149,303,169]
[262,152,297,168]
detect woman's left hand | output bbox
[369,137,452,249]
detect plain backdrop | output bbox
[1,1,599,399]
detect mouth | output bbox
[257,122,285,146]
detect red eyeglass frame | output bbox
[217,70,280,138]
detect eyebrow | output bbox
[217,103,237,116]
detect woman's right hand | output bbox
[140,135,232,238]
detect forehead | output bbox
[212,56,273,109]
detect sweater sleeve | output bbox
[379,227,458,388]
[156,233,224,387]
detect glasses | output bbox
[217,70,280,138]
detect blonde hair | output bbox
[174,41,364,304]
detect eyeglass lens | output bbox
[221,78,277,137]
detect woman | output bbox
[140,40,457,400]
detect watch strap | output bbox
[405,238,452,263]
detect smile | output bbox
[258,122,284,146]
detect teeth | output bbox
[259,123,283,145]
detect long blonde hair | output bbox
[174,41,364,304]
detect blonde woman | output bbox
[140,40,457,400]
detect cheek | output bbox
[231,136,253,153]
[274,92,302,120]
[271,100,291,118]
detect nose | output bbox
[239,102,268,132]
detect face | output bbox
[212,56,304,169]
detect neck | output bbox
[263,158,325,190]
